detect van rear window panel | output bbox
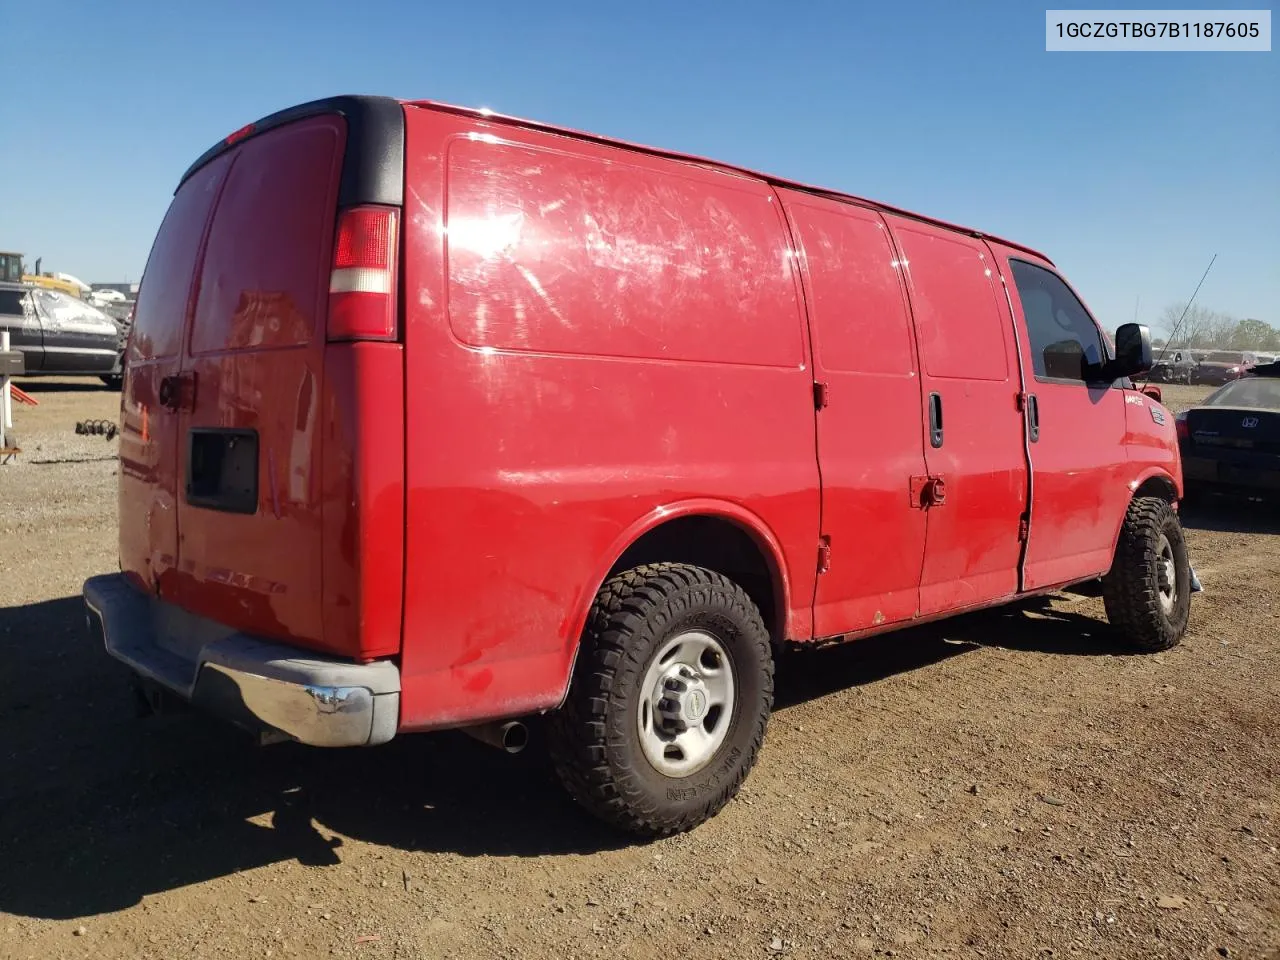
[130,154,233,361]
[189,117,346,356]
[786,200,915,377]
[891,225,1011,383]
[443,137,805,369]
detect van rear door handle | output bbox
[158,372,196,412]
[928,392,943,448]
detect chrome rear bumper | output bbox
[83,573,400,747]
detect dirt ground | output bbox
[0,380,1276,960]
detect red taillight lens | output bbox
[334,208,393,270]
[328,205,399,341]
[1176,415,1189,442]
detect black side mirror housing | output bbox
[1107,323,1153,380]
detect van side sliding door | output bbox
[885,216,1029,615]
[779,192,928,635]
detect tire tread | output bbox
[548,563,773,837]
[1103,496,1188,652]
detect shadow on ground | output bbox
[776,595,1128,708]
[12,378,117,394]
[0,590,1127,920]
[1180,493,1280,534]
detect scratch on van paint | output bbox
[407,184,440,230]
[515,265,569,327]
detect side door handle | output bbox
[1026,393,1040,443]
[928,392,943,448]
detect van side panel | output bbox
[779,191,929,636]
[398,105,819,730]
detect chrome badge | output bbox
[1242,416,1259,428]
[1149,406,1166,426]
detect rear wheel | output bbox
[1103,497,1191,651]
[548,562,773,836]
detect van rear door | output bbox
[119,153,234,594]
[120,97,408,661]
[167,115,346,648]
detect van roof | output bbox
[180,94,1054,266]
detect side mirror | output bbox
[1141,384,1163,403]
[1107,323,1153,379]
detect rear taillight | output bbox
[327,205,399,341]
[1175,413,1189,442]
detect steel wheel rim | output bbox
[636,630,735,778]
[1155,533,1177,615]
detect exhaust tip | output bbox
[462,720,529,755]
[500,721,529,754]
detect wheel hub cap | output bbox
[655,672,710,732]
[637,630,736,778]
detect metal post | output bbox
[1,329,10,449]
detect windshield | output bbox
[1203,351,1247,363]
[34,289,115,327]
[1203,377,1280,410]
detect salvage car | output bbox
[0,281,127,387]
[84,94,1196,837]
[1148,350,1198,383]
[1191,350,1257,386]
[1179,361,1280,497]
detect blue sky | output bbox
[2,0,1275,327]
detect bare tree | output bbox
[1157,303,1260,350]
[1159,303,1218,348]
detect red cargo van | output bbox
[85,95,1197,836]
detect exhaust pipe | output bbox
[462,720,529,754]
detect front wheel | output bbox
[548,563,774,836]
[1103,497,1191,651]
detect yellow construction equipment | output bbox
[0,251,84,297]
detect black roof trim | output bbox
[177,95,405,208]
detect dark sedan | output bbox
[1178,363,1280,496]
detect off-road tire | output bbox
[548,563,773,837]
[1103,497,1191,652]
